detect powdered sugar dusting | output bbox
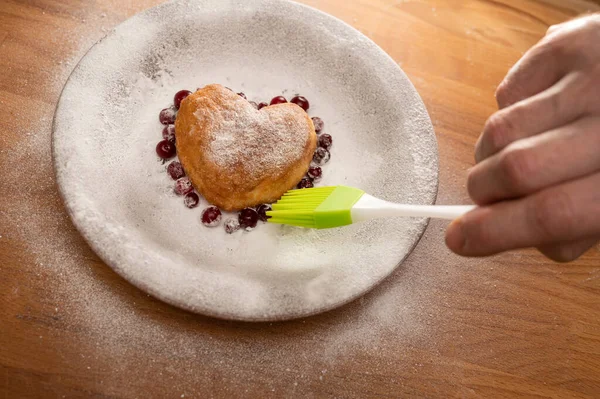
[0,0,452,396]
[50,0,438,321]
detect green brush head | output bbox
[267,186,365,229]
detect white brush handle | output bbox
[351,194,476,222]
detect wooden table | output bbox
[1,0,599,397]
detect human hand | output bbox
[445,14,600,262]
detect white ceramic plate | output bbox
[52,0,438,321]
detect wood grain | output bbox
[1,0,599,398]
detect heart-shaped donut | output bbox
[175,84,317,211]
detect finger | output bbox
[538,236,599,263]
[496,29,572,109]
[469,116,600,205]
[446,172,600,257]
[476,71,587,163]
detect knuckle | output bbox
[542,16,600,62]
[536,36,567,62]
[571,21,600,62]
[495,81,510,107]
[484,111,515,154]
[495,80,522,109]
[499,148,534,192]
[531,191,576,241]
[557,71,594,113]
[546,23,563,37]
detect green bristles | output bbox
[267,186,365,229]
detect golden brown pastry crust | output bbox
[175,84,317,211]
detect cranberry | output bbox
[237,92,247,99]
[312,147,331,165]
[201,206,222,227]
[291,96,310,111]
[308,166,322,181]
[167,161,185,180]
[174,177,193,196]
[174,90,192,110]
[224,218,241,234]
[159,108,176,125]
[156,140,176,159]
[311,117,324,134]
[162,125,176,142]
[184,192,200,208]
[249,101,258,109]
[319,134,333,150]
[270,96,287,105]
[238,208,259,230]
[256,204,272,222]
[297,178,314,189]
[257,102,269,110]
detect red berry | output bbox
[159,108,176,125]
[270,96,287,105]
[256,204,272,222]
[174,177,193,196]
[224,218,241,234]
[312,147,331,165]
[237,92,247,99]
[201,206,222,227]
[318,134,332,150]
[238,208,259,230]
[308,166,322,181]
[156,140,176,159]
[257,102,269,110]
[311,117,324,134]
[184,192,200,208]
[291,96,310,111]
[297,178,314,189]
[174,90,192,110]
[167,161,185,180]
[162,125,176,142]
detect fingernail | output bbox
[446,218,466,253]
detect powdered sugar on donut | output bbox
[203,99,311,178]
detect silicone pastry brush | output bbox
[267,186,474,229]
